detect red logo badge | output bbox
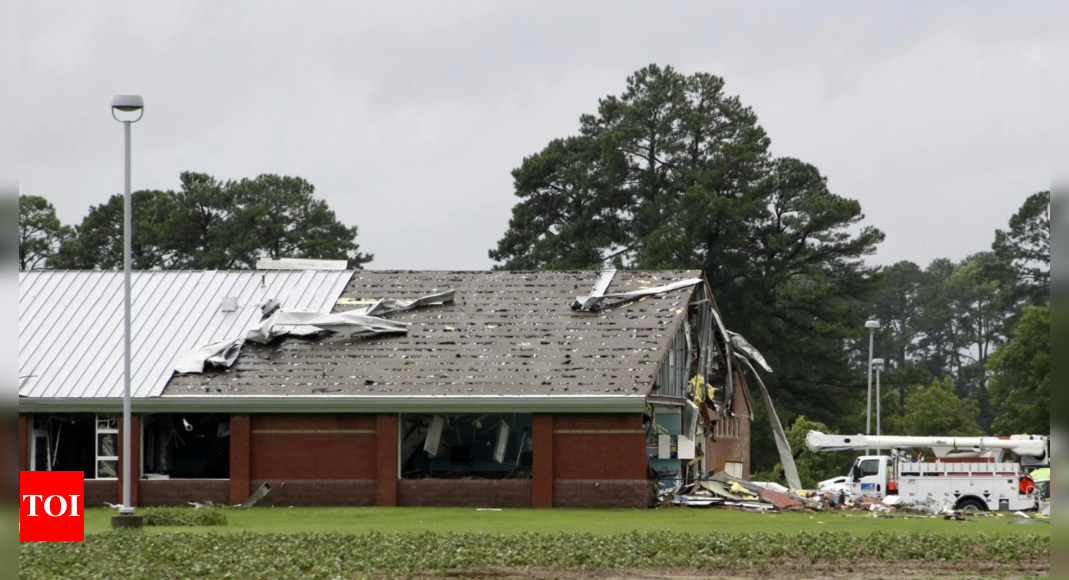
[20,471,85,542]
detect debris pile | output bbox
[662,472,819,512]
[660,472,1050,521]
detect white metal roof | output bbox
[18,270,354,399]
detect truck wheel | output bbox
[956,498,987,513]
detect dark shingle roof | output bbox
[164,270,701,398]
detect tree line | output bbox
[18,172,372,271]
[19,65,1048,478]
[488,64,1049,475]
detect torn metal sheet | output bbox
[682,400,699,440]
[729,332,773,373]
[572,268,618,311]
[174,338,245,374]
[493,422,511,464]
[178,289,455,374]
[425,415,446,458]
[708,307,735,411]
[236,483,272,508]
[357,290,456,317]
[737,357,803,491]
[247,310,409,344]
[573,278,703,312]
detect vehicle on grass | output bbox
[807,432,1049,513]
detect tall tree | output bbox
[52,172,373,271]
[228,174,373,269]
[988,303,1049,435]
[168,172,237,269]
[902,376,983,437]
[993,191,1050,301]
[490,65,884,470]
[19,195,73,270]
[54,190,178,270]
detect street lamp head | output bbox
[873,358,885,370]
[865,320,881,330]
[111,94,144,122]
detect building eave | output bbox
[18,395,650,414]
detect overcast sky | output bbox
[19,0,1048,272]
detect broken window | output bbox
[400,414,533,479]
[28,414,105,479]
[141,414,230,480]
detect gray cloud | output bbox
[20,0,1048,270]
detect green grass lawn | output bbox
[83,506,1050,537]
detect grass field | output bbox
[83,506,1052,537]
[16,509,1049,579]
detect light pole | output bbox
[111,94,144,529]
[864,320,880,455]
[873,358,885,452]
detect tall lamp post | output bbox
[864,320,880,455]
[111,94,144,529]
[873,358,885,453]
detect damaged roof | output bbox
[165,270,702,400]
[18,270,353,399]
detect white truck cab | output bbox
[848,455,892,497]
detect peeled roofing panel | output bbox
[18,270,354,399]
[166,270,701,398]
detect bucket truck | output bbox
[806,432,1049,512]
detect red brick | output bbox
[230,414,251,505]
[706,381,752,478]
[85,480,118,508]
[140,480,230,507]
[251,433,376,480]
[399,480,532,508]
[376,414,398,507]
[553,413,647,481]
[251,479,376,507]
[553,481,651,509]
[532,414,554,508]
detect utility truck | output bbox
[806,432,1049,512]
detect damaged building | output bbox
[18,268,789,508]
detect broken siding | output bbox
[19,270,353,399]
[166,270,700,398]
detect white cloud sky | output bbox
[19,0,1048,270]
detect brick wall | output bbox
[376,414,398,507]
[554,480,652,509]
[399,480,532,508]
[706,382,752,479]
[552,413,649,508]
[85,481,118,508]
[532,414,553,508]
[252,479,376,507]
[248,414,378,506]
[140,480,230,507]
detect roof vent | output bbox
[220,296,239,312]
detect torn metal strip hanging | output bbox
[573,278,702,312]
[729,331,773,373]
[708,307,734,412]
[737,356,802,491]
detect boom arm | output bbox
[806,431,1048,461]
